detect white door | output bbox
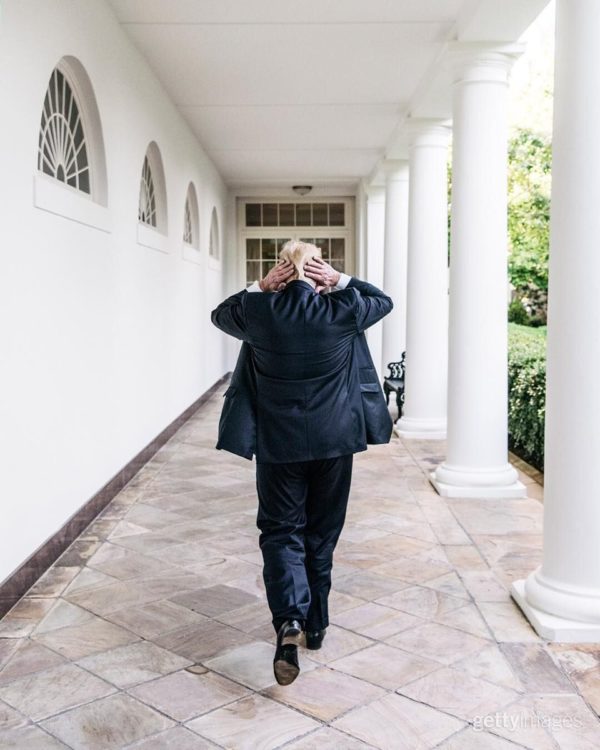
[239,199,354,286]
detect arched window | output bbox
[209,207,220,259]
[138,142,167,234]
[38,68,89,193]
[36,56,107,208]
[183,182,199,249]
[183,201,192,244]
[139,156,156,227]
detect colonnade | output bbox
[375,41,526,497]
[368,0,600,640]
[511,0,600,641]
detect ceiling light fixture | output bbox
[292,185,313,196]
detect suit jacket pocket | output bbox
[359,381,393,443]
[360,382,380,393]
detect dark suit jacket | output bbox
[211,277,394,463]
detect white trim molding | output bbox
[208,255,222,271]
[182,242,202,265]
[33,173,111,232]
[137,222,169,253]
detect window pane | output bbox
[262,238,277,260]
[76,147,88,172]
[246,204,261,226]
[263,203,278,226]
[279,204,295,225]
[246,260,261,283]
[312,203,328,226]
[78,169,90,194]
[330,238,345,259]
[276,238,291,255]
[296,203,311,226]
[246,238,261,260]
[299,237,314,244]
[314,238,330,258]
[262,260,276,277]
[331,260,345,273]
[329,203,345,226]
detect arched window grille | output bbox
[209,207,220,259]
[137,143,167,235]
[183,197,193,244]
[38,67,90,194]
[183,182,199,249]
[139,156,157,227]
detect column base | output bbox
[511,579,600,642]
[394,416,446,440]
[429,461,527,498]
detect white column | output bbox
[396,122,450,440]
[430,45,526,498]
[511,0,600,641]
[381,161,409,373]
[365,186,386,380]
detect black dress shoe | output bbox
[273,619,302,685]
[305,628,326,650]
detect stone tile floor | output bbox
[1,386,599,749]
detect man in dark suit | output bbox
[211,241,393,685]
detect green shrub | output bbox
[508,323,546,471]
[508,299,529,325]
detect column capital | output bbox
[404,118,452,150]
[443,40,526,85]
[365,184,385,203]
[382,159,409,183]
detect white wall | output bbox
[0,0,229,584]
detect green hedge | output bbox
[507,323,547,471]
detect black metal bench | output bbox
[383,353,406,419]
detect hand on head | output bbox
[259,242,340,293]
[259,259,295,292]
[304,256,341,294]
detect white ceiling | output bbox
[107,0,550,189]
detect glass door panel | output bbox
[261,238,278,260]
[246,238,261,259]
[246,260,261,281]
[245,237,291,285]
[330,237,346,271]
[242,200,352,286]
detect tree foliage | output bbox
[507,128,552,292]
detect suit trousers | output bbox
[256,454,353,633]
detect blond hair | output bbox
[279,240,322,282]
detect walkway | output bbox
[0,385,599,749]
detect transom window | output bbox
[38,67,90,194]
[245,202,345,227]
[138,156,156,227]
